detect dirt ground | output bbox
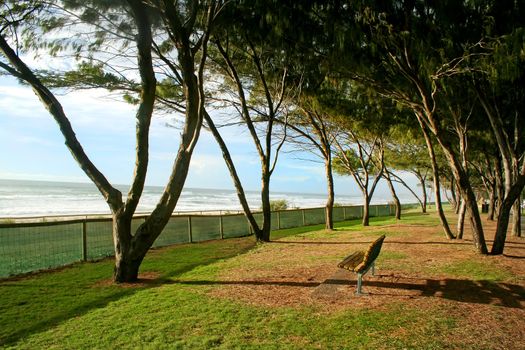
[204,216,525,349]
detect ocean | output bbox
[0,179,386,218]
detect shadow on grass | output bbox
[365,277,525,309]
[173,277,525,309]
[270,240,474,246]
[0,240,256,347]
[271,239,525,250]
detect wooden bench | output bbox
[337,234,386,295]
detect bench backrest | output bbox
[354,234,386,273]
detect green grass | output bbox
[0,211,518,349]
[441,260,515,282]
[0,240,456,349]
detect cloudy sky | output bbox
[0,74,423,201]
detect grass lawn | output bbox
[0,211,523,349]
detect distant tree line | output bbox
[1,0,523,282]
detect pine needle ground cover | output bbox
[0,213,523,349]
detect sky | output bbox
[0,74,424,202]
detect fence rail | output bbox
[0,204,396,279]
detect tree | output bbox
[0,0,221,282]
[385,125,432,214]
[333,127,384,226]
[329,1,503,248]
[281,87,340,230]
[205,1,302,242]
[474,28,525,251]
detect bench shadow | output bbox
[173,277,525,309]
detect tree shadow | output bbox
[0,242,256,346]
[364,276,525,309]
[173,276,525,309]
[270,240,474,246]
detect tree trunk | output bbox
[112,213,144,283]
[491,196,514,254]
[419,124,455,239]
[494,159,504,218]
[384,170,401,219]
[487,182,496,221]
[362,192,370,226]
[491,168,524,253]
[325,157,335,230]
[453,164,488,252]
[258,170,272,242]
[421,180,428,214]
[204,111,261,234]
[453,181,461,214]
[511,198,521,237]
[456,199,466,239]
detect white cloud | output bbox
[273,175,311,183]
[189,154,226,174]
[0,171,88,183]
[15,135,55,147]
[281,162,325,176]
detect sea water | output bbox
[0,178,383,218]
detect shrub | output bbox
[269,199,288,211]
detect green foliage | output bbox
[268,199,288,211]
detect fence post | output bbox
[81,220,87,262]
[302,209,306,226]
[219,215,224,239]
[277,211,281,230]
[343,207,347,220]
[188,216,193,243]
[375,205,379,217]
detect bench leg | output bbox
[356,273,363,295]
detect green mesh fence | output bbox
[86,220,113,260]
[153,216,189,247]
[222,214,250,238]
[0,203,396,278]
[0,222,82,278]
[191,216,221,242]
[303,208,325,225]
[376,204,391,216]
[344,206,362,219]
[278,210,303,229]
[333,207,345,222]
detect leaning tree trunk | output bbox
[325,156,335,230]
[492,197,514,254]
[511,199,521,237]
[419,124,455,239]
[491,170,525,253]
[456,199,466,239]
[494,161,504,218]
[487,182,496,221]
[453,182,461,214]
[421,181,428,214]
[204,111,262,235]
[384,170,401,219]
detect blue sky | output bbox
[0,75,423,202]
